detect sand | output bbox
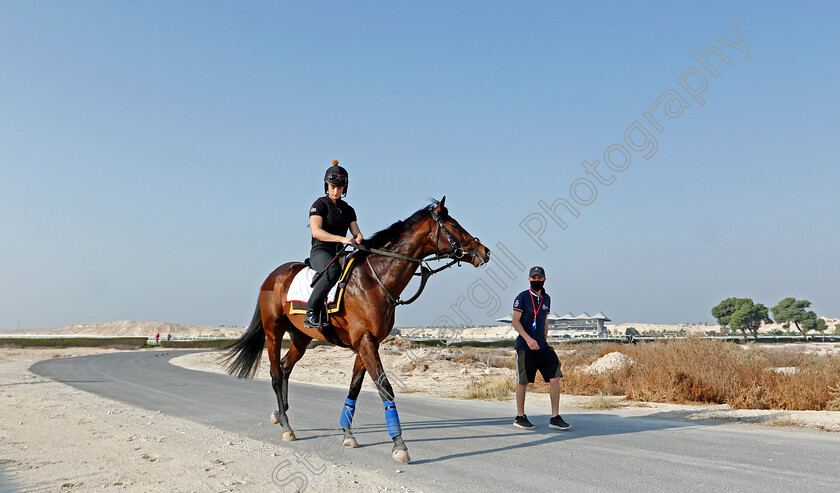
[0,348,416,492]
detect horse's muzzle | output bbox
[470,245,491,267]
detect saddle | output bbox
[286,253,358,316]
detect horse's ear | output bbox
[436,196,446,211]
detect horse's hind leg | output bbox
[340,355,366,448]
[266,313,297,441]
[357,331,410,463]
[270,326,312,441]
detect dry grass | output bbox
[580,393,617,410]
[462,376,516,400]
[764,414,797,427]
[557,337,840,411]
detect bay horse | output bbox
[224,197,490,462]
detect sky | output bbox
[1,1,838,329]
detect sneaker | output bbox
[549,415,571,430]
[513,415,535,429]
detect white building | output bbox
[497,312,611,339]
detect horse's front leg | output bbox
[340,355,366,448]
[357,331,409,463]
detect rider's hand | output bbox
[344,236,359,245]
[526,336,540,350]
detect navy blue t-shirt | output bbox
[512,289,551,350]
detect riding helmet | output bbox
[324,160,349,196]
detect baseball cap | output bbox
[529,266,545,278]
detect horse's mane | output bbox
[361,200,447,253]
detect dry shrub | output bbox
[558,338,840,410]
[747,358,840,410]
[754,346,810,368]
[826,386,840,411]
[463,376,515,400]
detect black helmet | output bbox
[324,160,349,196]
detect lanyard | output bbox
[529,290,543,330]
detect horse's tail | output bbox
[223,301,265,379]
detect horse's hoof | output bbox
[270,411,280,424]
[283,430,296,441]
[343,437,359,448]
[392,449,410,463]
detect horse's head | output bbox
[428,196,490,267]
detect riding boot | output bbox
[304,308,321,329]
[308,247,340,332]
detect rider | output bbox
[305,160,363,329]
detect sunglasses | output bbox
[326,173,348,185]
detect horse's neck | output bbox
[368,233,430,295]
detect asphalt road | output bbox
[31,351,840,492]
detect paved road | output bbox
[31,351,840,492]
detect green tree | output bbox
[834,323,840,336]
[712,297,770,341]
[814,318,828,335]
[771,298,825,338]
[712,297,740,328]
[730,301,771,341]
[625,327,639,336]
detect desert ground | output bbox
[2,322,839,492]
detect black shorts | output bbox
[516,348,562,385]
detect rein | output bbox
[356,245,456,306]
[352,210,482,306]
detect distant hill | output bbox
[10,321,246,338]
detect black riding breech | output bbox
[307,247,342,312]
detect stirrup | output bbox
[304,308,329,330]
[303,309,320,329]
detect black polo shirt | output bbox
[309,196,357,252]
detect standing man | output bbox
[511,266,571,430]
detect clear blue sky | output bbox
[1,1,837,329]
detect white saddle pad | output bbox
[286,267,341,304]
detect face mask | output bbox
[530,280,544,292]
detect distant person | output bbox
[166,333,171,341]
[511,266,570,430]
[155,333,160,344]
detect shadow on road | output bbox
[284,409,721,465]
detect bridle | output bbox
[428,208,482,265]
[354,208,483,305]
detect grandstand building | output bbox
[497,312,611,339]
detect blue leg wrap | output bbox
[383,400,402,438]
[339,397,356,429]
